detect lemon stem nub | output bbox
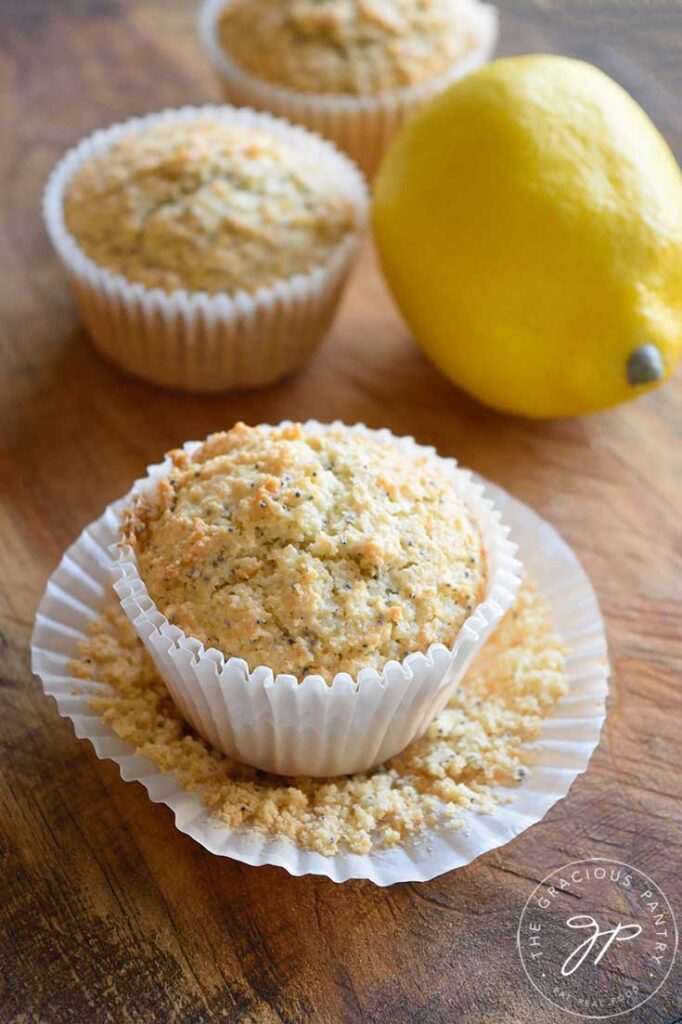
[627,344,665,386]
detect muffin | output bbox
[44,107,368,391]
[200,0,499,176]
[112,421,521,776]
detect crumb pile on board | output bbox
[72,579,566,856]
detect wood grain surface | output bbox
[1,2,681,1022]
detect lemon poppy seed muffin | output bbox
[217,0,479,96]
[64,119,356,295]
[123,423,487,681]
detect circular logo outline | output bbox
[516,857,678,1020]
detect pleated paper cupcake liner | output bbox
[31,476,608,885]
[43,106,369,392]
[110,422,522,777]
[199,0,499,178]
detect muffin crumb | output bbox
[72,577,567,856]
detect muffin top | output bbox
[64,120,355,295]
[217,0,478,96]
[123,422,487,681]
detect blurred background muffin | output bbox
[44,107,368,392]
[200,0,498,176]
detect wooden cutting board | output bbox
[1,2,680,1021]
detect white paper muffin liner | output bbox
[199,0,499,178]
[43,107,369,392]
[31,474,608,885]
[108,422,521,777]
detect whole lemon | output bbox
[373,55,682,418]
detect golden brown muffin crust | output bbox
[123,423,487,680]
